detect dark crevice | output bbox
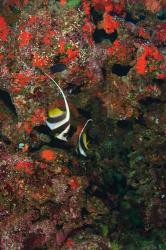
[81,207,89,219]
[153,78,165,85]
[9,5,21,13]
[47,137,72,149]
[34,124,52,135]
[124,12,145,24]
[50,63,66,73]
[0,134,11,145]
[90,7,103,25]
[112,64,132,76]
[0,89,17,116]
[117,119,133,130]
[102,170,127,197]
[53,54,61,64]
[101,67,107,81]
[29,138,72,152]
[93,29,118,43]
[134,113,147,127]
[65,84,82,94]
[77,108,91,119]
[66,225,95,241]
[139,97,162,106]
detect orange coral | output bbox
[82,0,91,15]
[103,13,119,34]
[135,45,163,75]
[138,27,150,40]
[62,48,80,63]
[66,239,74,248]
[32,52,50,67]
[40,148,56,161]
[66,48,79,60]
[58,38,65,53]
[91,0,124,14]
[18,31,32,48]
[136,54,148,75]
[105,2,113,12]
[60,0,66,6]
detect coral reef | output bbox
[0,0,166,249]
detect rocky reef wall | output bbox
[0,0,166,249]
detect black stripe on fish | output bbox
[52,121,70,134]
[47,113,66,123]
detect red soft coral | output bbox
[11,72,31,93]
[103,13,119,34]
[136,54,148,75]
[0,16,10,42]
[15,160,34,174]
[18,31,32,48]
[107,39,127,61]
[42,30,56,45]
[32,52,50,67]
[135,45,163,75]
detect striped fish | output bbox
[76,119,92,157]
[44,72,70,141]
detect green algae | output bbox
[67,0,81,8]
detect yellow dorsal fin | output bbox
[82,132,89,149]
[48,108,64,118]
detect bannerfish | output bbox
[43,72,70,141]
[76,119,92,157]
